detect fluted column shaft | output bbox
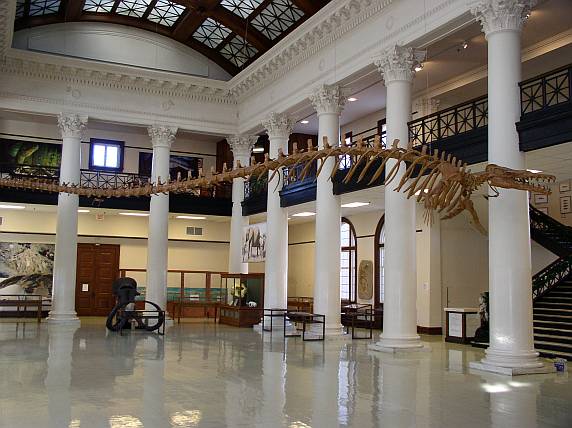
[48,113,87,324]
[146,126,177,310]
[470,0,547,373]
[310,84,346,331]
[370,46,424,350]
[228,136,256,274]
[262,113,293,309]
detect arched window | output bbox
[340,218,357,303]
[374,215,385,307]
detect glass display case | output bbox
[219,273,264,327]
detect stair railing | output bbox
[532,255,572,300]
[529,204,572,256]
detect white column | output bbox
[310,84,346,332]
[227,135,257,274]
[48,113,86,324]
[262,113,293,310]
[370,46,425,351]
[469,0,550,375]
[146,125,177,311]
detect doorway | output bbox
[75,243,120,316]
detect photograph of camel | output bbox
[242,223,266,263]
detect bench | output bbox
[0,295,44,322]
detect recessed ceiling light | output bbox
[414,189,430,196]
[0,204,25,210]
[348,97,358,102]
[119,212,149,217]
[414,64,424,72]
[292,212,316,217]
[252,147,265,153]
[176,215,206,220]
[461,40,468,49]
[78,209,90,213]
[300,120,309,124]
[341,202,370,208]
[527,169,543,174]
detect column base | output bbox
[369,335,427,353]
[469,347,556,376]
[469,361,555,376]
[47,312,80,324]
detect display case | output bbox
[219,273,264,327]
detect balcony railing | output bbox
[244,174,268,200]
[283,161,317,188]
[408,95,488,146]
[520,63,571,116]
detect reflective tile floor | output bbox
[0,319,571,428]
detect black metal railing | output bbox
[408,95,488,146]
[244,173,268,200]
[80,170,151,189]
[520,63,572,116]
[532,255,572,300]
[0,163,60,180]
[283,161,317,187]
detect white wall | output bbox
[13,23,231,81]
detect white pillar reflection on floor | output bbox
[310,84,346,333]
[255,347,286,427]
[370,46,425,351]
[469,0,552,375]
[45,323,78,428]
[262,113,293,311]
[380,357,420,426]
[227,135,257,274]
[146,125,177,311]
[48,113,86,324]
[142,336,167,427]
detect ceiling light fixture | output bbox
[176,215,206,220]
[341,202,370,208]
[527,169,543,174]
[301,120,309,124]
[461,40,468,49]
[414,63,424,72]
[292,212,316,217]
[78,209,90,213]
[0,204,25,210]
[252,147,265,153]
[348,97,358,102]
[119,212,149,217]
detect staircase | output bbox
[530,205,572,360]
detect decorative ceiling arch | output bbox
[14,0,331,75]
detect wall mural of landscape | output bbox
[0,139,61,166]
[0,243,55,298]
[138,152,203,180]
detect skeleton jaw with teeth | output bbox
[483,164,554,195]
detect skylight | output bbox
[28,0,61,17]
[220,0,263,19]
[219,35,258,67]
[251,0,304,40]
[116,0,152,18]
[193,18,232,49]
[83,0,116,13]
[147,0,186,27]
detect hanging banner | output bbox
[242,223,267,263]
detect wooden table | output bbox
[175,298,221,324]
[0,295,44,322]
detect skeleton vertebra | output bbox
[0,136,554,233]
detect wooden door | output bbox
[76,244,120,316]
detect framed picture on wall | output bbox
[560,196,572,214]
[559,181,571,193]
[538,207,549,215]
[534,194,548,204]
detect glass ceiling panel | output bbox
[219,35,258,68]
[148,0,186,27]
[220,0,263,19]
[28,0,61,17]
[251,0,304,40]
[116,0,152,18]
[193,18,232,49]
[83,0,116,13]
[15,0,26,19]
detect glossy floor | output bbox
[0,319,570,428]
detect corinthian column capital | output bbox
[262,112,294,140]
[148,125,178,149]
[374,45,425,84]
[57,113,87,139]
[228,135,257,166]
[470,0,536,37]
[310,84,348,116]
